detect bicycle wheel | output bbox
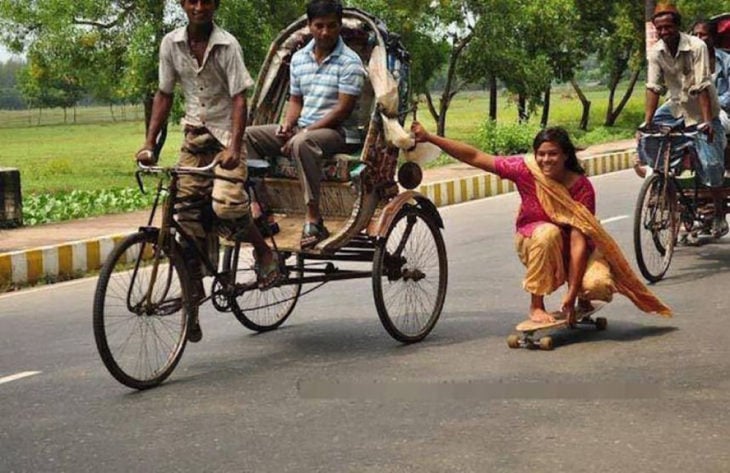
[373,204,448,343]
[224,244,302,332]
[633,174,678,283]
[93,231,191,389]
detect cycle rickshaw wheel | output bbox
[633,174,678,283]
[224,246,302,332]
[372,204,448,343]
[93,231,191,390]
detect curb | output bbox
[0,148,637,291]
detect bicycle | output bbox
[634,123,728,282]
[92,160,300,390]
[93,9,448,390]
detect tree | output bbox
[0,0,306,131]
[351,0,450,132]
[0,58,25,109]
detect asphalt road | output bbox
[2,170,730,473]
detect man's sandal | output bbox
[300,220,330,249]
[255,252,283,291]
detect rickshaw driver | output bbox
[643,3,728,237]
[244,0,365,249]
[135,0,281,342]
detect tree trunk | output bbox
[605,68,640,126]
[570,78,591,131]
[489,75,498,121]
[518,94,529,123]
[540,86,551,128]
[424,32,473,136]
[143,93,155,132]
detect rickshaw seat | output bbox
[247,150,364,182]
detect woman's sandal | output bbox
[255,251,282,291]
[300,220,330,249]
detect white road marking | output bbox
[601,215,629,225]
[0,371,41,385]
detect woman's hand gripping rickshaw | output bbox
[92,8,448,390]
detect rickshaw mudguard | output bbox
[371,191,444,238]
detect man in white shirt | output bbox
[136,0,280,342]
[644,4,727,237]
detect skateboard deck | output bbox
[508,301,607,350]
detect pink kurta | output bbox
[494,156,595,237]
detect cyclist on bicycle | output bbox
[136,0,281,342]
[643,4,728,237]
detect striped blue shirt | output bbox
[290,37,365,142]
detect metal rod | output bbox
[286,270,372,285]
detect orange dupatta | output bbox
[524,155,672,317]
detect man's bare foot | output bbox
[529,308,557,324]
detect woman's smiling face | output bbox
[535,141,567,180]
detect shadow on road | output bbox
[653,239,730,287]
[549,322,677,348]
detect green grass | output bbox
[0,84,644,224]
[416,84,643,167]
[0,121,182,194]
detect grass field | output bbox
[0,84,643,196]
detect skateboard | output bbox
[507,301,607,350]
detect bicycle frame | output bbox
[639,127,704,230]
[134,162,250,308]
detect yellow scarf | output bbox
[525,155,672,317]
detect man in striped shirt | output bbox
[245,0,365,248]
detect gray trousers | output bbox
[244,124,345,206]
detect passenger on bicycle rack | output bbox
[642,4,728,237]
[243,0,365,249]
[135,0,281,342]
[692,18,730,168]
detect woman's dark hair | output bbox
[532,127,585,175]
[306,0,343,22]
[692,18,718,41]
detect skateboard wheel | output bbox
[595,317,607,331]
[507,334,521,349]
[539,336,554,351]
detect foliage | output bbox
[23,188,155,225]
[474,119,540,155]
[0,59,24,109]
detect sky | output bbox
[0,44,22,62]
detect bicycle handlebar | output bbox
[637,125,701,139]
[136,158,220,174]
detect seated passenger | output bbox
[244,0,365,248]
[692,18,730,170]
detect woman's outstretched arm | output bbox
[411,122,497,173]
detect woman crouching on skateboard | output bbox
[410,122,672,324]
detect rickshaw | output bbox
[632,13,730,283]
[93,8,448,389]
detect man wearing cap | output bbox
[644,3,728,237]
